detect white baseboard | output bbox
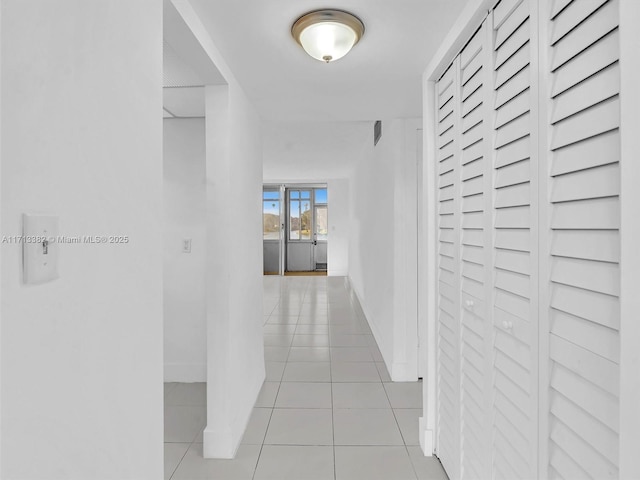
[203,368,265,459]
[164,363,206,383]
[328,269,348,276]
[203,425,236,459]
[419,416,435,456]
[348,279,406,381]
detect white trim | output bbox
[0,3,3,473]
[170,0,236,88]
[619,1,640,477]
[419,416,435,456]
[417,126,427,380]
[424,0,493,81]
[203,369,263,459]
[536,0,551,476]
[420,75,438,456]
[349,277,417,382]
[480,16,494,480]
[527,2,541,476]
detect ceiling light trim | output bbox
[291,9,365,63]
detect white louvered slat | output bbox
[495,42,530,88]
[550,0,618,70]
[550,0,609,45]
[550,197,619,230]
[550,334,619,395]
[436,58,461,480]
[550,283,619,330]
[495,0,529,47]
[495,135,530,168]
[495,288,530,321]
[548,343,619,422]
[494,0,524,33]
[551,229,619,263]
[551,30,619,97]
[495,228,530,252]
[550,256,619,296]
[495,90,530,129]
[550,309,619,363]
[462,105,482,133]
[545,1,621,478]
[551,129,619,176]
[550,419,618,479]
[550,63,619,124]
[495,159,530,188]
[459,24,490,480]
[495,182,530,208]
[549,392,619,464]
[462,140,483,166]
[491,2,537,478]
[495,66,530,108]
[495,205,530,229]
[550,162,620,203]
[462,71,483,102]
[549,441,591,480]
[550,0,572,19]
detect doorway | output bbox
[262,184,328,275]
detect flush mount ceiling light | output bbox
[291,9,365,63]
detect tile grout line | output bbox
[255,292,283,480]
[329,295,338,480]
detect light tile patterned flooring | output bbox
[164,276,448,480]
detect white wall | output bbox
[327,179,349,276]
[163,118,206,382]
[348,118,420,382]
[168,0,265,459]
[204,84,265,458]
[0,1,163,478]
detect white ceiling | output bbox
[163,0,226,118]
[189,0,467,122]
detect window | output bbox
[289,190,312,241]
[315,188,328,204]
[263,190,280,240]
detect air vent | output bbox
[374,120,382,146]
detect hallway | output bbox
[164,277,447,479]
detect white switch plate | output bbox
[23,214,59,284]
[182,238,192,253]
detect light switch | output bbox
[23,214,59,284]
[182,238,192,253]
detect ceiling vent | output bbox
[374,120,382,146]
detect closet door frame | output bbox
[618,1,640,477]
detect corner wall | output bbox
[348,118,420,382]
[167,1,266,459]
[163,118,207,382]
[204,84,265,458]
[1,1,163,478]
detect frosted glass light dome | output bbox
[292,10,365,63]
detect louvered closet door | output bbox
[491,0,538,478]
[545,0,621,478]
[458,23,492,480]
[436,62,461,480]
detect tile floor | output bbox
[164,276,448,480]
